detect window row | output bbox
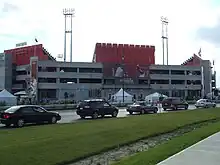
[38,78,102,84]
[38,67,102,73]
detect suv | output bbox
[162,97,188,110]
[76,99,119,119]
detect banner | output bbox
[104,63,150,77]
[103,63,150,85]
[27,57,38,103]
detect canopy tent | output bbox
[145,92,168,103]
[0,89,17,106]
[14,91,27,96]
[111,88,133,104]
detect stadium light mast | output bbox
[63,8,75,62]
[161,16,169,65]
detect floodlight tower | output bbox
[63,8,75,62]
[161,16,169,65]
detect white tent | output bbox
[14,91,27,96]
[112,88,133,104]
[0,89,17,106]
[145,92,168,102]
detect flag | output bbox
[35,38,38,43]
[198,48,201,57]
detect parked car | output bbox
[76,99,119,119]
[195,99,216,108]
[126,101,158,115]
[162,97,188,110]
[0,105,61,127]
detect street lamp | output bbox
[161,16,169,65]
[122,54,125,103]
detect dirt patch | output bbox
[69,119,219,165]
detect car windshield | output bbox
[4,106,20,113]
[197,99,205,102]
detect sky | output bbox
[0,0,220,84]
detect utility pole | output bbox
[161,16,169,65]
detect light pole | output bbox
[122,53,125,103]
[63,8,75,62]
[161,16,169,65]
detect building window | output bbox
[38,67,56,72]
[150,80,169,84]
[60,67,77,72]
[79,68,102,73]
[60,78,77,83]
[171,70,185,75]
[79,79,102,83]
[38,78,56,83]
[171,80,185,85]
[150,70,169,74]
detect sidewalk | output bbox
[157,132,220,165]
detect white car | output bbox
[195,99,216,108]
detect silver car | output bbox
[195,99,216,108]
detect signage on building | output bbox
[16,42,27,47]
[0,53,5,61]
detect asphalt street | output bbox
[0,104,219,127]
[57,104,197,124]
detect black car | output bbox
[127,102,158,115]
[162,97,188,110]
[76,99,119,119]
[0,105,61,127]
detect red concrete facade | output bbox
[93,43,155,65]
[4,44,55,66]
[181,54,202,66]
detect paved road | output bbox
[57,104,197,124]
[0,104,218,127]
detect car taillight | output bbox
[3,114,10,119]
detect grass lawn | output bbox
[0,108,220,165]
[113,120,220,165]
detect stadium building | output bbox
[0,43,216,102]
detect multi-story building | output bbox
[0,43,215,102]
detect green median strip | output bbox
[0,108,220,165]
[113,120,220,165]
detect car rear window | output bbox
[4,106,20,113]
[79,101,102,107]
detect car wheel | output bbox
[16,119,25,128]
[80,115,85,119]
[140,109,145,115]
[92,112,99,119]
[101,115,105,118]
[163,108,167,111]
[112,111,118,117]
[213,105,216,108]
[129,111,133,115]
[185,105,188,110]
[51,116,57,124]
[153,108,158,113]
[5,124,11,127]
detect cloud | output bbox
[197,18,220,47]
[1,2,19,13]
